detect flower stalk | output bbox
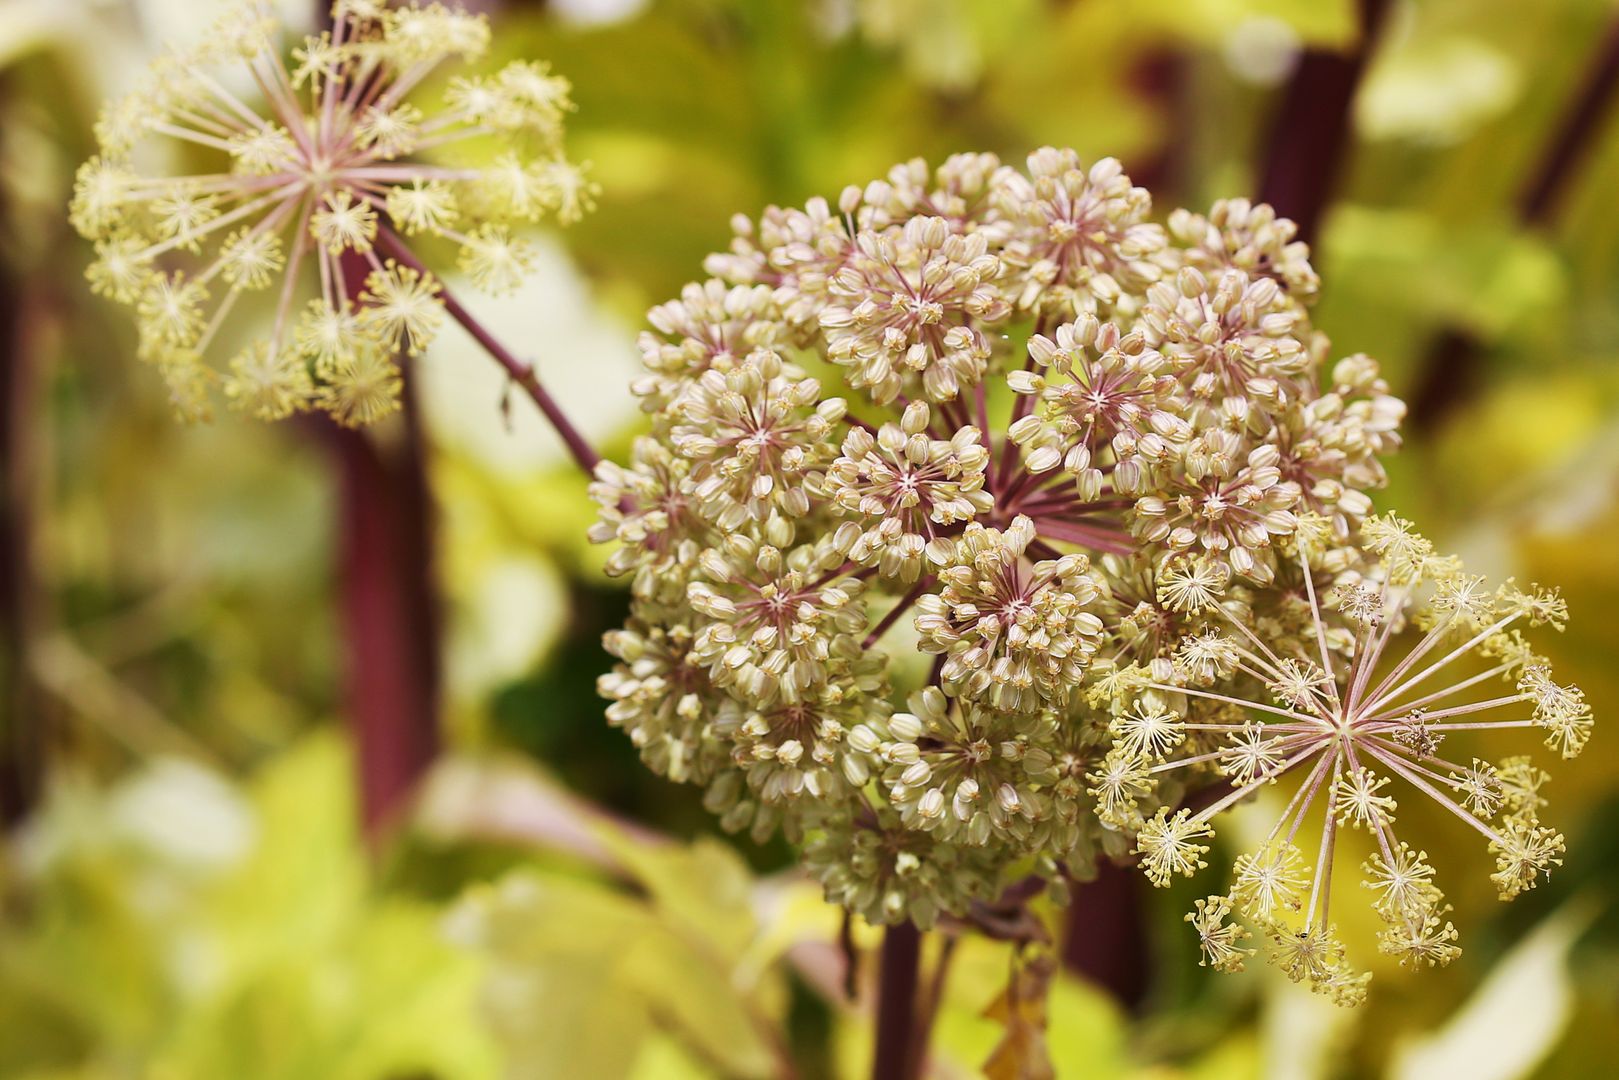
[1256,0,1393,247]
[872,921,923,1080]
[374,226,602,473]
[0,249,48,825]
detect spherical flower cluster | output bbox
[72,0,595,425]
[593,147,1590,1002]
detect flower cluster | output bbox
[593,149,1588,1000]
[72,0,595,425]
[1127,519,1583,1002]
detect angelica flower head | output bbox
[73,0,595,425]
[588,148,1587,1006]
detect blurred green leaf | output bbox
[1318,204,1566,367]
[449,861,786,1080]
[0,738,496,1080]
[1358,34,1522,144]
[1135,0,1358,48]
[1390,898,1598,1080]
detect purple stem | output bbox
[323,245,443,840]
[863,576,933,649]
[1124,49,1188,200]
[1256,0,1393,248]
[1518,18,1619,224]
[1033,518,1134,555]
[374,227,602,476]
[871,921,923,1080]
[1061,859,1150,1010]
[909,935,957,1074]
[1,261,47,825]
[323,386,442,839]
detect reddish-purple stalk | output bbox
[1515,17,1619,225]
[323,393,442,839]
[1255,0,1394,249]
[326,246,441,840]
[863,576,934,649]
[1060,859,1150,1010]
[909,934,958,1075]
[306,0,443,847]
[871,920,923,1080]
[373,226,603,475]
[0,246,48,825]
[1124,49,1188,201]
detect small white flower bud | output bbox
[888,712,924,741]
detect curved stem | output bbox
[864,576,933,649]
[374,226,603,475]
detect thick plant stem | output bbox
[910,935,958,1072]
[374,228,602,475]
[1061,861,1150,1010]
[325,377,442,839]
[1410,17,1619,430]
[872,922,923,1080]
[315,47,588,826]
[1256,0,1393,248]
[329,248,442,840]
[1125,49,1187,200]
[0,260,47,826]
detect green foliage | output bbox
[0,738,496,1080]
[446,823,822,1078]
[1135,0,1358,47]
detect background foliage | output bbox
[3,0,1618,1076]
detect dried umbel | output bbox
[594,149,1587,1002]
[72,0,594,425]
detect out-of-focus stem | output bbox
[0,75,55,823]
[328,249,442,839]
[1125,49,1187,201]
[863,576,932,649]
[1061,862,1151,1009]
[0,263,46,826]
[1517,19,1619,225]
[1256,0,1393,248]
[1410,17,1619,430]
[374,226,602,475]
[871,921,923,1080]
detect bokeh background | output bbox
[3,0,1619,1076]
